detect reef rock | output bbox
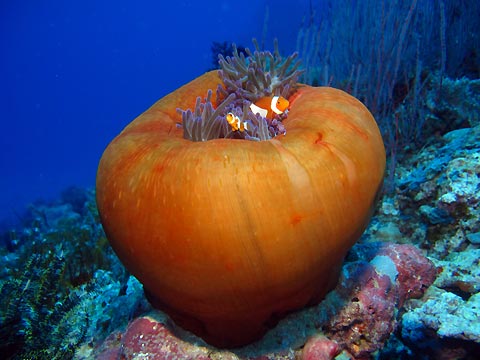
[360,78,480,357]
[92,243,435,359]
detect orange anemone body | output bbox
[96,71,386,347]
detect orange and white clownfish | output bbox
[249,95,289,119]
[226,112,249,132]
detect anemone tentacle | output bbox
[218,39,303,102]
[177,91,235,142]
[178,40,300,142]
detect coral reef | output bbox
[403,287,480,342]
[361,75,480,357]
[321,243,437,358]
[382,123,480,256]
[426,77,480,131]
[0,249,83,359]
[0,189,148,359]
[398,248,480,358]
[390,75,480,150]
[299,336,340,360]
[91,242,435,359]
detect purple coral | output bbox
[323,243,437,358]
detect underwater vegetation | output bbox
[0,189,147,359]
[96,39,385,347]
[295,0,480,179]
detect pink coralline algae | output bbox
[93,243,436,360]
[299,336,340,360]
[95,317,213,360]
[323,243,437,359]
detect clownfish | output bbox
[226,112,249,132]
[249,95,290,119]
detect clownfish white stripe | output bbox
[249,103,269,118]
[270,96,283,115]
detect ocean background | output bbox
[0,0,306,231]
[1,0,479,359]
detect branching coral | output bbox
[177,40,302,142]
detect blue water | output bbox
[0,0,307,228]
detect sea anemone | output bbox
[178,40,302,141]
[177,91,235,142]
[217,38,302,101]
[96,41,385,348]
